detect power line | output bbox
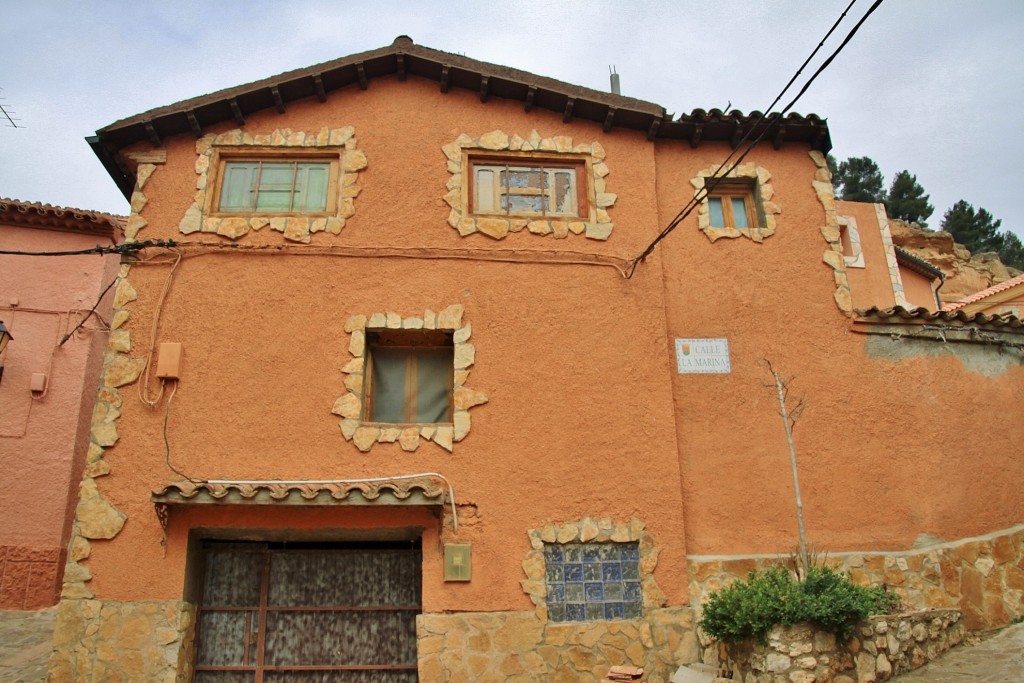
[626,0,884,278]
[0,239,177,257]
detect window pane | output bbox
[369,348,408,423]
[220,163,258,211]
[196,611,254,666]
[550,170,576,215]
[475,168,496,213]
[296,163,329,212]
[708,197,725,227]
[732,197,749,228]
[505,195,544,213]
[503,168,543,189]
[202,551,263,607]
[415,348,454,423]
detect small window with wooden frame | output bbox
[468,154,587,219]
[706,179,763,230]
[363,329,454,425]
[208,149,341,216]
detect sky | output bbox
[2,0,1023,240]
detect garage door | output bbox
[193,541,421,682]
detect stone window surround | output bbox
[443,129,616,241]
[178,126,368,244]
[332,305,487,453]
[522,517,667,623]
[691,163,780,243]
[837,214,865,268]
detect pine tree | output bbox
[998,231,1024,270]
[834,157,884,202]
[885,170,933,227]
[941,200,1004,254]
[827,154,840,190]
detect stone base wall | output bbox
[48,599,195,683]
[0,545,62,609]
[689,524,1024,632]
[417,607,699,683]
[718,611,963,683]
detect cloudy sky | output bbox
[2,0,1022,239]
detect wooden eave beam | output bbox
[229,98,245,126]
[356,62,368,90]
[144,121,161,147]
[186,110,203,137]
[312,74,327,102]
[479,75,490,103]
[689,123,702,148]
[603,107,616,132]
[271,86,286,114]
[524,85,536,112]
[563,97,576,123]
[440,65,451,93]
[772,125,786,150]
[396,53,406,81]
[647,118,661,141]
[731,124,744,149]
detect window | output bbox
[470,157,584,218]
[210,151,340,216]
[543,542,643,623]
[707,181,760,229]
[364,329,454,424]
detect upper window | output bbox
[210,152,340,216]
[364,329,454,424]
[707,181,761,229]
[470,157,584,218]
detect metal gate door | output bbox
[193,542,421,682]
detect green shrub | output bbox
[699,566,898,644]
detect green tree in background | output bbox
[941,200,1003,254]
[833,156,884,202]
[885,170,933,227]
[998,231,1024,270]
[827,154,840,190]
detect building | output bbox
[48,38,1024,682]
[0,199,122,610]
[943,272,1024,318]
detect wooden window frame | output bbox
[362,329,454,426]
[206,147,341,218]
[706,180,763,229]
[466,152,588,219]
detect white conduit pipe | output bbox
[205,472,459,531]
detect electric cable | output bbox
[59,276,118,346]
[626,0,884,277]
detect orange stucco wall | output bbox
[900,267,938,310]
[836,200,897,310]
[0,223,118,608]
[76,74,1024,620]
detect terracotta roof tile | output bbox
[152,478,446,506]
[942,272,1024,312]
[0,197,125,239]
[855,305,1023,329]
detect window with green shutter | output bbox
[218,160,331,213]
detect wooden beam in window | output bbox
[356,62,368,90]
[479,75,490,103]
[229,98,245,126]
[563,97,576,123]
[186,110,203,138]
[689,124,702,148]
[440,65,451,93]
[144,121,161,147]
[647,118,661,141]
[312,74,327,103]
[524,86,536,112]
[270,86,286,114]
[772,125,787,150]
[603,107,617,132]
[396,54,406,81]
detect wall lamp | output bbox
[0,321,11,383]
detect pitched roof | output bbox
[89,36,832,199]
[151,478,446,506]
[894,246,944,280]
[942,272,1024,312]
[0,197,124,239]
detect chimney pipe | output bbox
[609,66,621,95]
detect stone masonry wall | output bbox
[417,607,699,683]
[718,611,963,683]
[0,545,62,609]
[49,598,195,683]
[688,523,1024,635]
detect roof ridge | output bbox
[942,272,1024,311]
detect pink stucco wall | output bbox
[0,220,119,608]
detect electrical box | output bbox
[30,373,47,393]
[156,342,183,379]
[444,543,472,582]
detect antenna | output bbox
[609,65,621,95]
[0,89,22,128]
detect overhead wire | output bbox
[626,0,884,278]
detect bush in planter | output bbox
[699,565,898,644]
